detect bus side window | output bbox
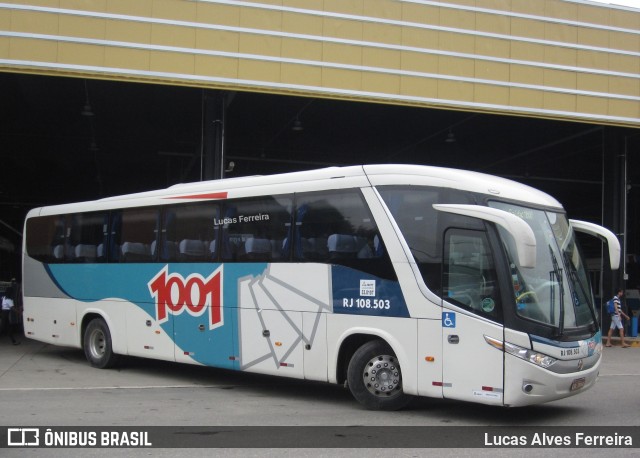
[25,215,65,263]
[160,202,219,263]
[294,190,395,280]
[221,195,292,263]
[116,207,159,263]
[68,212,108,263]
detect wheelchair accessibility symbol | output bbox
[442,312,456,328]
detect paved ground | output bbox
[1,333,638,457]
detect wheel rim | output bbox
[88,328,106,360]
[362,354,401,397]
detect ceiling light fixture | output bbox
[81,104,94,117]
[445,129,456,143]
[81,80,94,117]
[292,117,303,131]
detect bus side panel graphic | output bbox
[44,263,266,368]
[41,262,406,370]
[237,263,332,377]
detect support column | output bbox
[602,127,627,296]
[202,90,226,180]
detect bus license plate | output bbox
[570,377,586,392]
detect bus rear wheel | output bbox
[347,340,411,410]
[83,318,119,369]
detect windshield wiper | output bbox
[549,246,565,336]
[563,251,599,329]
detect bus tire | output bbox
[83,318,119,369]
[347,339,411,410]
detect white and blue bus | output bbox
[22,164,620,410]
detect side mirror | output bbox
[569,220,620,270]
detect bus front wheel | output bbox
[83,318,119,369]
[347,340,411,410]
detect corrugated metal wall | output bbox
[0,0,638,126]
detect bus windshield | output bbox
[490,202,596,333]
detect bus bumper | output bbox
[503,353,601,407]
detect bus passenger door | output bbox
[440,229,505,405]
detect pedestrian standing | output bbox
[605,289,630,348]
[1,287,20,345]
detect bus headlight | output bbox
[484,336,557,369]
[504,342,557,369]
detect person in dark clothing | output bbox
[1,287,20,345]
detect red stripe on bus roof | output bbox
[166,192,228,200]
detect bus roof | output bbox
[28,164,562,217]
[363,164,562,209]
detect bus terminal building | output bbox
[1,0,639,299]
